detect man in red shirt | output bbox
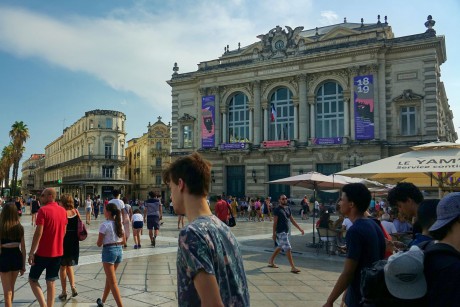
[215,195,230,224]
[28,188,67,307]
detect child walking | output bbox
[0,204,26,307]
[132,209,143,249]
[96,203,125,307]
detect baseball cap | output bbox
[429,192,460,232]
[384,245,427,299]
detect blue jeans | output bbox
[102,245,123,264]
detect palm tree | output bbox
[0,144,14,190]
[9,121,29,196]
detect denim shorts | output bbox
[102,245,123,264]
[133,221,144,229]
[29,255,61,282]
[86,207,92,213]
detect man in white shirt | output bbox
[380,213,397,234]
[108,189,126,226]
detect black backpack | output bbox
[360,240,433,307]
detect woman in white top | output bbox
[96,203,125,307]
[85,195,93,225]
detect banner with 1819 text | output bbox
[354,75,374,140]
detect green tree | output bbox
[9,121,29,196]
[0,143,14,190]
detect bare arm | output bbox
[272,215,278,241]
[289,215,304,234]
[194,271,224,307]
[323,258,358,307]
[96,232,104,247]
[28,224,44,265]
[20,235,26,275]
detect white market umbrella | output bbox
[337,141,460,195]
[267,171,348,245]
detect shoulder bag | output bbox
[75,209,88,241]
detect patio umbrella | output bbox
[267,171,348,246]
[337,141,460,196]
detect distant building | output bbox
[44,109,130,200]
[125,117,171,201]
[167,16,457,200]
[21,154,45,196]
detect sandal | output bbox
[267,263,279,268]
[291,268,301,274]
[58,292,67,300]
[71,286,78,297]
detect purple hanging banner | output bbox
[201,95,215,148]
[354,75,375,140]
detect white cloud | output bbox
[0,0,313,115]
[320,10,339,26]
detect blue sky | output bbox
[1,0,459,168]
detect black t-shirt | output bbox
[273,205,291,234]
[31,200,40,212]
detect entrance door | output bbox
[268,165,290,201]
[226,166,245,198]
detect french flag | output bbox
[270,104,277,122]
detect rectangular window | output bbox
[156,158,162,167]
[105,143,112,158]
[155,175,162,186]
[156,141,162,149]
[106,118,113,129]
[401,106,416,136]
[102,166,113,178]
[183,125,193,148]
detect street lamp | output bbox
[347,150,363,168]
[211,170,216,183]
[251,169,257,183]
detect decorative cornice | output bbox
[393,89,424,102]
[178,113,196,122]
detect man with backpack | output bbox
[324,183,385,307]
[423,192,460,306]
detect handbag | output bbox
[75,210,88,241]
[227,205,236,227]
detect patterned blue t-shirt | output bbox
[177,215,250,307]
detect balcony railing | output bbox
[62,173,128,182]
[45,155,126,171]
[150,148,170,156]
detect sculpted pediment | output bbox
[319,26,361,41]
[393,89,424,102]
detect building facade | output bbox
[44,109,130,200]
[167,16,457,200]
[125,117,171,201]
[21,154,46,196]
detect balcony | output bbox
[45,155,127,171]
[28,165,36,169]
[62,173,129,182]
[150,165,164,172]
[27,184,34,188]
[150,148,170,156]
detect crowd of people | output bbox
[1,153,460,306]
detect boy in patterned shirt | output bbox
[162,152,249,307]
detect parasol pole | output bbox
[307,182,319,247]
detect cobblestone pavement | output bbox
[0,211,345,306]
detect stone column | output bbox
[343,94,350,138]
[249,108,254,142]
[297,74,308,142]
[307,94,315,138]
[293,98,299,140]
[212,87,221,145]
[347,67,359,140]
[369,64,380,140]
[262,100,269,141]
[221,110,227,143]
[253,81,261,144]
[378,58,387,140]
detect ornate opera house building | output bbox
[167,16,457,199]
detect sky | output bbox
[1,0,459,169]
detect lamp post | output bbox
[347,150,364,168]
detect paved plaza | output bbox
[1,211,345,306]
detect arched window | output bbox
[228,93,249,142]
[316,82,344,138]
[269,87,294,140]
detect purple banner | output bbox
[220,142,246,150]
[354,75,374,140]
[311,137,343,145]
[201,96,215,148]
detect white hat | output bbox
[384,245,427,299]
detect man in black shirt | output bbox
[268,194,304,273]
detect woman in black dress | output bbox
[58,194,80,300]
[0,203,26,307]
